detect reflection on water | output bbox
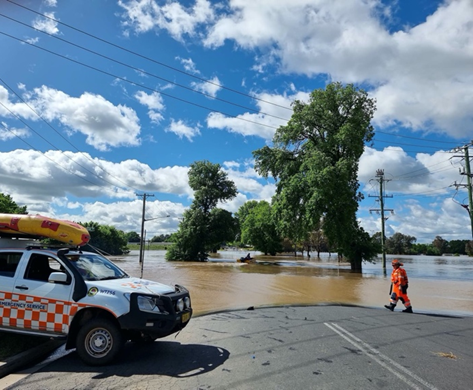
[112,250,473,317]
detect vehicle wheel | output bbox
[76,318,124,366]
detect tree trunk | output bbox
[350,257,363,273]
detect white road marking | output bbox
[324,322,438,390]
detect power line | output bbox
[394,186,452,197]
[0,120,102,188]
[392,165,457,181]
[8,3,468,150]
[6,0,293,111]
[373,138,453,151]
[0,13,291,123]
[0,77,143,193]
[0,30,282,132]
[375,130,466,145]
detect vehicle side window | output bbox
[24,254,62,282]
[0,253,22,277]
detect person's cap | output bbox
[392,259,403,266]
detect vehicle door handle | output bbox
[15,285,29,290]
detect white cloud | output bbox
[0,123,30,141]
[359,146,458,194]
[191,76,222,98]
[32,12,59,35]
[206,90,306,139]
[0,150,193,205]
[135,90,165,124]
[166,119,201,141]
[358,146,471,242]
[176,57,201,74]
[24,37,40,45]
[0,85,142,151]
[118,0,215,41]
[120,0,473,138]
[135,90,164,111]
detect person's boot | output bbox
[384,303,395,311]
[402,306,413,313]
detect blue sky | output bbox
[1,0,472,244]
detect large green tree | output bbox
[207,208,239,252]
[81,222,128,255]
[385,232,416,255]
[0,193,28,214]
[234,200,259,244]
[432,236,448,254]
[125,231,141,243]
[240,201,283,255]
[166,160,238,261]
[253,82,377,271]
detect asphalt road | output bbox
[2,305,473,389]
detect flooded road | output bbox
[112,250,473,317]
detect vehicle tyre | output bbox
[76,318,124,366]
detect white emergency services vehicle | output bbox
[0,238,192,365]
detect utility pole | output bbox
[137,193,154,264]
[451,142,473,239]
[369,169,393,271]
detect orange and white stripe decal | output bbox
[0,291,90,333]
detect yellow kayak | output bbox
[0,213,90,246]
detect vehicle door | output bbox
[0,251,23,328]
[12,251,75,335]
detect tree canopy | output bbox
[125,231,141,243]
[253,82,377,271]
[239,200,283,255]
[166,160,238,261]
[81,221,129,255]
[0,193,28,214]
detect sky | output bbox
[1,0,473,244]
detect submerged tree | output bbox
[166,160,237,261]
[240,200,283,255]
[253,82,377,271]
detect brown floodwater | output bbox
[112,250,473,317]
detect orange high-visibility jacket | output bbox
[391,267,408,286]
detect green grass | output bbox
[0,333,50,361]
[127,243,170,251]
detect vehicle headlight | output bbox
[184,296,191,309]
[176,298,184,312]
[137,296,161,313]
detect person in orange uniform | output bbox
[384,259,413,313]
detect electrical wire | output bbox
[372,138,452,151]
[375,130,467,145]
[2,2,472,194]
[8,2,468,148]
[0,78,145,193]
[0,120,103,188]
[0,30,283,132]
[0,13,291,123]
[6,0,293,111]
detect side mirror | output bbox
[49,272,69,284]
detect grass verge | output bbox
[0,333,50,361]
[126,243,169,251]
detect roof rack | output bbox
[25,244,82,251]
[0,233,42,240]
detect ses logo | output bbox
[87,287,99,297]
[87,287,115,296]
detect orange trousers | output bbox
[390,283,411,308]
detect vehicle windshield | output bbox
[64,253,129,281]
